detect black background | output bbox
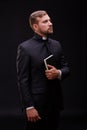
[0,0,86,128]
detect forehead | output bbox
[37,14,50,22]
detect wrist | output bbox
[57,70,62,79]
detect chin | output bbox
[49,31,53,34]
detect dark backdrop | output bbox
[0,0,86,118]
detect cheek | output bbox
[41,26,48,31]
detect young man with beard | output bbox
[16,10,70,130]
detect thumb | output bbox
[38,116,41,119]
[47,64,54,69]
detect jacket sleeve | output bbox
[58,43,70,80]
[60,54,70,80]
[16,44,34,109]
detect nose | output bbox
[49,21,52,25]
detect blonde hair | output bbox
[29,10,47,29]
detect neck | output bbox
[35,32,48,38]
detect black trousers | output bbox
[24,110,60,130]
[24,90,61,130]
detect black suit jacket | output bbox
[16,34,70,112]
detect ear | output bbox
[33,24,38,31]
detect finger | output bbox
[29,117,33,122]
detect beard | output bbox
[36,26,53,37]
[44,29,53,37]
[47,26,53,34]
[43,26,53,36]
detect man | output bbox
[16,10,70,130]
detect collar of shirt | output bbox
[33,33,48,42]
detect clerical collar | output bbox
[33,33,48,42]
[42,37,47,40]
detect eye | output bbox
[43,20,48,23]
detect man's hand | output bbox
[26,108,41,122]
[45,64,61,80]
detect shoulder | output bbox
[17,38,35,56]
[19,38,33,48]
[17,38,36,51]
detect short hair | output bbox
[29,10,47,29]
